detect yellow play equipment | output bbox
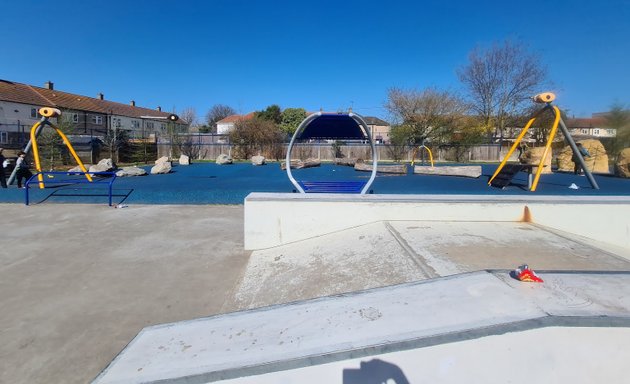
[29,107,92,189]
[410,144,434,167]
[488,92,598,191]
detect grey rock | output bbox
[150,162,172,174]
[179,154,190,165]
[116,166,148,177]
[155,156,170,165]
[216,154,233,165]
[89,158,115,173]
[251,155,265,166]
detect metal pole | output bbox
[557,117,599,190]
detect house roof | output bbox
[565,117,607,128]
[0,79,179,122]
[363,116,389,126]
[217,112,256,124]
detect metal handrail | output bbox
[25,171,118,206]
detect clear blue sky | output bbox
[2,0,629,122]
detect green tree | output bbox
[38,115,73,170]
[228,117,283,159]
[279,108,307,135]
[256,105,282,124]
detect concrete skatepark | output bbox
[2,192,630,383]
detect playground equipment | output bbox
[8,107,92,188]
[286,112,377,194]
[411,144,434,167]
[489,92,599,191]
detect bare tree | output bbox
[457,40,547,143]
[205,104,236,133]
[385,87,469,145]
[179,107,197,130]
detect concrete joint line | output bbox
[384,221,438,279]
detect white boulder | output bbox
[216,154,233,165]
[179,154,190,165]
[89,158,115,173]
[116,166,147,177]
[150,162,172,174]
[251,155,265,166]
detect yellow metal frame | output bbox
[488,104,562,192]
[29,108,92,189]
[411,144,434,167]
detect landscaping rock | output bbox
[115,166,147,177]
[67,164,91,173]
[615,148,630,178]
[150,162,172,174]
[251,155,265,166]
[216,154,233,165]
[334,157,356,166]
[89,158,116,173]
[355,161,407,174]
[557,139,609,174]
[520,147,552,174]
[414,165,482,178]
[280,158,321,170]
[179,154,190,165]
[155,156,170,164]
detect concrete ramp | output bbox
[93,271,630,384]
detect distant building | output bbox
[363,116,391,144]
[565,116,616,139]
[0,79,188,147]
[216,112,256,135]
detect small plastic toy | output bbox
[513,264,544,283]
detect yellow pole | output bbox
[488,107,546,186]
[530,106,561,192]
[421,145,434,167]
[51,123,93,182]
[411,147,418,166]
[29,121,46,189]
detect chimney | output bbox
[130,100,136,107]
[44,81,54,90]
[97,93,104,100]
[157,106,162,112]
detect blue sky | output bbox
[2,0,628,122]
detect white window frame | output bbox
[72,113,79,123]
[92,115,103,125]
[0,131,7,144]
[146,122,154,130]
[131,120,140,129]
[593,129,600,135]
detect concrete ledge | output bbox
[92,271,630,384]
[244,193,630,250]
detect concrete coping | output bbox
[93,271,630,384]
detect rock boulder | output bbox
[216,154,233,165]
[116,166,147,177]
[615,148,630,178]
[155,156,170,164]
[89,158,116,173]
[556,139,609,173]
[251,155,265,166]
[179,154,190,165]
[520,147,552,174]
[150,162,172,174]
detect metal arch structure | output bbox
[286,112,378,194]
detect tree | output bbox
[179,107,197,130]
[385,87,469,145]
[256,104,282,124]
[228,117,284,159]
[605,102,630,160]
[458,40,547,143]
[279,107,307,135]
[204,104,236,133]
[38,115,74,169]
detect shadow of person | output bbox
[342,358,410,384]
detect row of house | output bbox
[0,80,188,147]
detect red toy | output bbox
[514,264,544,283]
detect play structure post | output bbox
[7,118,45,185]
[557,117,599,190]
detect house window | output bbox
[131,120,140,129]
[0,131,7,144]
[593,129,600,135]
[161,123,166,131]
[607,129,615,135]
[72,113,79,123]
[146,122,154,130]
[580,129,588,134]
[91,115,103,125]
[30,108,42,118]
[113,118,121,128]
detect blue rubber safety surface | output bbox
[1,162,629,205]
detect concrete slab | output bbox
[92,271,630,384]
[233,220,630,309]
[0,204,249,384]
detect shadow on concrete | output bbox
[34,187,134,205]
[342,358,410,384]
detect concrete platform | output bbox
[2,199,629,384]
[92,271,630,384]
